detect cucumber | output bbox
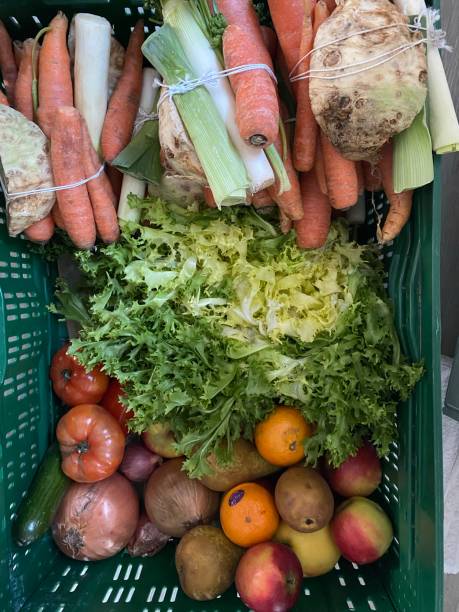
[13,443,70,546]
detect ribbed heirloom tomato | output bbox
[50,343,109,406]
[56,404,126,483]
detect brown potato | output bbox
[275,466,334,533]
[175,525,242,601]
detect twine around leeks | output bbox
[156,63,277,106]
[0,164,105,203]
[289,7,449,83]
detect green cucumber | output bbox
[13,443,70,546]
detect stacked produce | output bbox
[0,0,457,247]
[1,0,456,610]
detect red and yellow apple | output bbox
[324,443,382,498]
[331,497,393,565]
[235,542,303,612]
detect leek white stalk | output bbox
[74,14,111,151]
[395,0,459,154]
[163,0,275,194]
[118,68,160,223]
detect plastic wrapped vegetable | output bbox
[309,0,428,161]
[0,105,55,235]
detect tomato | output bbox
[56,404,126,483]
[50,344,109,407]
[101,379,134,434]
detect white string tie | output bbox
[1,164,105,202]
[289,8,449,83]
[156,63,277,106]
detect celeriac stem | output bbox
[266,144,291,196]
[32,26,51,114]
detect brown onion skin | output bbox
[52,473,139,561]
[127,512,170,557]
[119,441,163,482]
[144,458,220,538]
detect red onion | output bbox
[52,473,139,561]
[127,512,170,558]
[119,441,163,482]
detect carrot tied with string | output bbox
[51,106,96,250]
[321,132,358,210]
[223,24,279,148]
[36,13,73,137]
[14,38,34,121]
[294,171,331,249]
[292,0,317,172]
[0,20,18,105]
[24,214,55,244]
[81,118,119,244]
[101,20,144,163]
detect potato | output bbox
[200,439,279,492]
[175,525,242,601]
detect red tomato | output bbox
[50,344,109,407]
[56,404,126,483]
[101,379,134,434]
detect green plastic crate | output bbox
[0,2,443,611]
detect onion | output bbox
[144,458,220,538]
[52,473,139,561]
[119,441,163,482]
[127,512,170,558]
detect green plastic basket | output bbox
[0,2,443,611]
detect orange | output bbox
[220,482,279,548]
[254,405,312,467]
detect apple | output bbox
[142,422,182,459]
[324,442,382,497]
[235,542,303,612]
[331,497,393,565]
[274,521,340,577]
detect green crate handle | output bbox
[0,288,6,386]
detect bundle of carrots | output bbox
[0,0,415,251]
[0,12,145,247]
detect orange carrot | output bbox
[279,209,293,234]
[314,139,327,195]
[37,12,73,137]
[203,185,217,208]
[321,132,358,209]
[14,38,34,121]
[377,142,413,244]
[223,25,279,148]
[101,20,144,163]
[24,214,55,243]
[267,0,305,87]
[260,26,278,60]
[52,203,66,230]
[0,90,9,105]
[81,119,119,244]
[292,0,315,172]
[106,166,123,201]
[216,0,272,68]
[13,40,23,68]
[362,161,382,192]
[51,107,96,250]
[356,162,364,195]
[294,171,331,249]
[252,189,273,209]
[0,20,17,104]
[268,116,303,221]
